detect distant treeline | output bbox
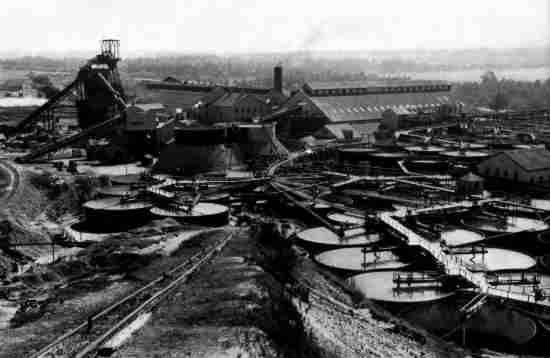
[2,56,549,110]
[454,71,550,111]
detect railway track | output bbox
[0,159,20,202]
[29,229,236,358]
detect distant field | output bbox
[378,67,550,83]
[0,68,29,81]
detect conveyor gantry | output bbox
[378,207,550,307]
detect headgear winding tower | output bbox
[76,39,126,128]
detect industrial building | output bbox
[281,80,464,140]
[139,64,288,124]
[124,103,175,156]
[478,148,550,184]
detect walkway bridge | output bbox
[378,208,550,307]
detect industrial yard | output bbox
[2,18,550,357]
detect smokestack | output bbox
[273,63,282,93]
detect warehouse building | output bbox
[124,103,175,156]
[281,80,463,139]
[139,64,288,123]
[477,148,550,184]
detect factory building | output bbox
[281,80,463,139]
[137,79,212,113]
[139,65,288,123]
[124,103,175,156]
[206,92,272,123]
[0,78,37,97]
[477,148,550,184]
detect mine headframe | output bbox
[76,39,126,129]
[14,39,126,135]
[14,40,128,163]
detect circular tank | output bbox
[301,201,332,214]
[203,192,231,203]
[150,202,229,226]
[488,202,541,217]
[327,212,365,226]
[452,248,536,272]
[295,226,382,247]
[83,197,153,228]
[463,216,549,235]
[440,150,490,160]
[405,145,445,155]
[97,185,138,197]
[337,147,377,162]
[464,143,487,149]
[370,151,409,160]
[441,229,485,247]
[315,248,410,273]
[111,174,144,185]
[538,231,550,247]
[348,271,454,303]
[530,199,550,211]
[174,126,227,145]
[403,160,449,174]
[399,295,537,346]
[488,272,550,295]
[311,202,332,213]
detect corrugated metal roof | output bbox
[212,93,243,107]
[306,80,450,90]
[133,103,165,112]
[309,91,454,122]
[502,148,550,172]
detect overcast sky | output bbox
[1,0,549,56]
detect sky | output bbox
[1,0,549,56]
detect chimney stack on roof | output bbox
[273,63,283,93]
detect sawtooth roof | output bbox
[501,148,550,172]
[306,80,450,91]
[309,92,458,122]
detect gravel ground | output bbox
[0,228,226,358]
[106,224,473,358]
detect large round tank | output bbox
[83,197,153,228]
[97,185,139,197]
[370,151,409,160]
[439,150,490,161]
[405,145,446,155]
[530,199,550,211]
[302,201,332,214]
[348,271,454,303]
[487,202,541,217]
[315,248,410,273]
[111,174,143,185]
[326,212,365,226]
[174,126,227,145]
[337,147,378,162]
[538,231,550,247]
[156,142,242,175]
[403,159,449,174]
[295,226,382,247]
[441,229,485,247]
[452,248,536,272]
[236,123,289,158]
[150,202,229,226]
[463,216,549,235]
[398,295,537,346]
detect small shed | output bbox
[457,172,484,196]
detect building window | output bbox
[503,169,508,178]
[540,176,544,184]
[514,172,518,181]
[495,168,500,177]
